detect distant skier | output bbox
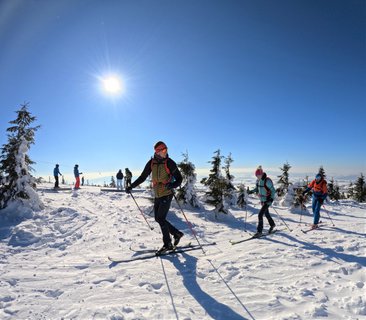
[126,141,184,254]
[124,168,132,189]
[116,169,124,190]
[247,166,276,237]
[53,164,62,188]
[74,164,83,189]
[302,173,328,229]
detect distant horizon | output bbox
[36,165,363,188]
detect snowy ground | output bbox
[0,184,365,320]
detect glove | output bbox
[302,191,307,196]
[166,183,174,190]
[125,186,132,193]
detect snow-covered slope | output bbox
[0,184,365,319]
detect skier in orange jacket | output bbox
[303,174,328,229]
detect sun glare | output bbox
[101,75,124,96]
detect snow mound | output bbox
[8,207,89,249]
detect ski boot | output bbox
[173,232,184,246]
[156,243,174,256]
[268,225,276,234]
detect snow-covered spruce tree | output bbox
[292,179,310,209]
[110,176,116,188]
[277,162,291,197]
[327,178,334,198]
[328,178,341,201]
[176,152,201,208]
[334,183,341,201]
[318,165,326,179]
[0,104,43,214]
[293,186,307,209]
[201,149,227,214]
[347,182,354,199]
[353,173,366,203]
[222,153,237,207]
[236,183,247,208]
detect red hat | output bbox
[255,165,263,176]
[154,141,167,153]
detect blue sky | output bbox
[0,0,365,184]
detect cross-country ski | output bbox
[129,241,216,254]
[230,230,278,245]
[108,244,214,264]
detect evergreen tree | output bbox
[328,178,341,201]
[176,152,201,208]
[294,179,310,209]
[277,162,292,197]
[327,178,335,199]
[201,149,227,214]
[333,183,341,201]
[318,165,326,179]
[293,187,307,209]
[236,183,247,208]
[353,173,366,203]
[222,153,236,207]
[0,103,43,212]
[110,176,116,188]
[201,149,222,187]
[347,182,354,199]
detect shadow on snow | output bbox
[162,252,251,320]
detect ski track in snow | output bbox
[0,184,365,319]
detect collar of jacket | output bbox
[154,153,169,162]
[260,172,267,180]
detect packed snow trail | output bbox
[0,185,365,319]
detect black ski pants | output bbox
[54,175,59,188]
[154,194,180,246]
[257,203,275,233]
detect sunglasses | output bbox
[155,147,167,153]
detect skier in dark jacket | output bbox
[53,164,62,188]
[116,169,124,190]
[126,141,183,254]
[124,168,132,189]
[247,166,276,237]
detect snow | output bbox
[0,184,365,320]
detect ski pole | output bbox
[243,193,250,232]
[173,193,205,253]
[299,207,303,225]
[299,200,305,225]
[272,206,293,232]
[322,204,335,226]
[244,204,248,231]
[129,192,154,230]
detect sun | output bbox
[101,75,124,96]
